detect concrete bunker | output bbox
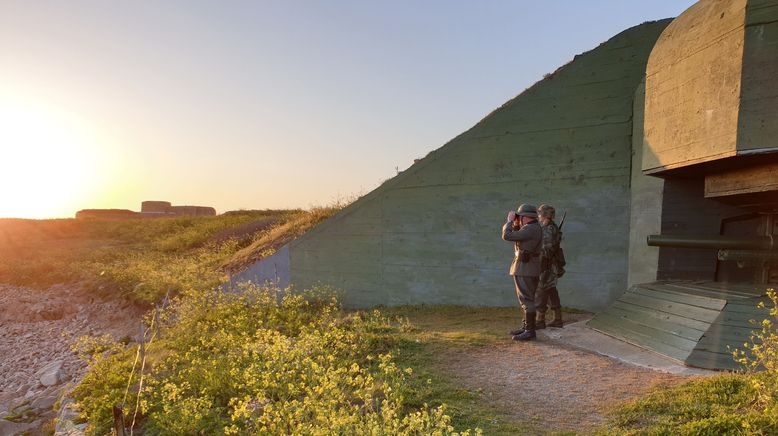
[236,0,778,370]
[591,0,778,370]
[76,201,216,219]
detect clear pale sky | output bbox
[0,1,696,219]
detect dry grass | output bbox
[0,206,345,303]
[222,206,342,273]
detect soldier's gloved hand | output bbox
[507,211,517,222]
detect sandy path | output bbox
[438,329,689,433]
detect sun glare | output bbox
[0,100,105,218]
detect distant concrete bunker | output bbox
[76,201,216,219]
[140,201,216,217]
[238,0,778,370]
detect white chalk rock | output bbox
[38,360,64,387]
[31,394,58,411]
[0,419,34,435]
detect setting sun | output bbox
[0,100,106,218]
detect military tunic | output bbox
[538,220,562,291]
[502,219,542,312]
[537,220,563,311]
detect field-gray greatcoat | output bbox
[502,220,542,277]
[502,219,542,313]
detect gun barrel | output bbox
[646,235,774,250]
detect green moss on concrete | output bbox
[290,20,672,311]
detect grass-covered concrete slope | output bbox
[289,20,672,311]
[0,210,317,304]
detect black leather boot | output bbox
[548,308,563,328]
[536,310,546,330]
[513,312,536,341]
[509,309,527,335]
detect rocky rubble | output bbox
[0,284,143,435]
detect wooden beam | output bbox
[705,161,778,198]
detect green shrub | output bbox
[71,335,140,435]
[677,413,760,435]
[72,284,478,435]
[734,288,778,412]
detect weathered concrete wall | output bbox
[137,201,216,217]
[738,0,778,152]
[643,0,748,174]
[75,209,138,220]
[229,245,291,290]
[635,0,778,281]
[643,0,778,174]
[286,21,671,311]
[141,201,172,213]
[627,81,664,287]
[168,206,217,216]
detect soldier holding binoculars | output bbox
[502,203,565,341]
[502,204,542,341]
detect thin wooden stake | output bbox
[154,305,161,339]
[139,322,145,357]
[113,405,126,436]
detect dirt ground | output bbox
[0,284,143,434]
[439,337,686,432]
[395,308,694,434]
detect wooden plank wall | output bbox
[588,282,726,363]
[705,162,778,197]
[687,295,770,371]
[589,281,770,370]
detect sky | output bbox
[0,1,696,219]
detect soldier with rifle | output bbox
[535,204,566,329]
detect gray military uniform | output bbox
[502,219,542,312]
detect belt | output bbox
[515,251,540,258]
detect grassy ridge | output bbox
[0,208,338,303]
